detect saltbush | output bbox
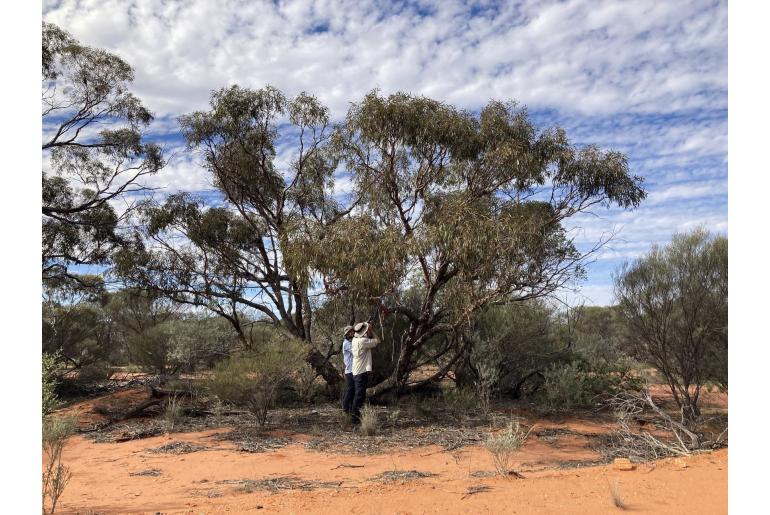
[207,336,306,426]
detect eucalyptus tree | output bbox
[118,85,350,388]
[42,23,164,288]
[615,228,728,422]
[292,91,646,396]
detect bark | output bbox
[307,347,342,392]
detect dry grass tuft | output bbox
[608,479,626,509]
[360,405,379,436]
[484,419,533,477]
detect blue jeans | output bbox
[342,373,355,414]
[351,373,369,424]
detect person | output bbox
[350,321,379,425]
[341,325,355,416]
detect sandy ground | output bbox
[49,388,728,515]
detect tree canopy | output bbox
[615,228,728,420]
[42,22,164,289]
[118,86,645,396]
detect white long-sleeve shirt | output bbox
[351,336,379,376]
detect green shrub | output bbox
[537,361,594,412]
[77,362,111,382]
[127,324,173,374]
[443,387,478,421]
[43,353,60,417]
[293,363,323,404]
[207,337,306,426]
[43,415,76,514]
[166,316,240,372]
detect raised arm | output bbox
[359,336,379,349]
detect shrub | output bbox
[126,324,173,375]
[484,419,532,477]
[293,363,322,403]
[166,316,240,372]
[207,336,306,426]
[43,415,76,514]
[77,361,111,382]
[472,346,500,417]
[455,301,569,399]
[615,228,727,422]
[43,353,60,417]
[443,387,478,421]
[537,361,593,411]
[360,405,379,436]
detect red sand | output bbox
[49,387,727,514]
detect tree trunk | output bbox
[306,347,342,393]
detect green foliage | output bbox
[207,336,307,426]
[615,228,727,420]
[42,23,163,288]
[42,415,76,515]
[456,301,568,398]
[77,362,111,382]
[42,295,115,370]
[537,361,595,412]
[165,315,241,372]
[443,387,478,421]
[293,363,323,403]
[42,353,61,417]
[104,289,178,374]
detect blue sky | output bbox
[43,0,728,306]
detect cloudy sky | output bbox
[42,0,728,305]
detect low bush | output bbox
[43,353,60,417]
[77,361,111,382]
[536,356,644,413]
[537,361,594,412]
[443,387,478,421]
[43,415,76,514]
[207,336,306,426]
[293,363,324,403]
[484,419,532,477]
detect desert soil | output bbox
[49,387,727,515]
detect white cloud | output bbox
[42,0,728,303]
[43,0,727,118]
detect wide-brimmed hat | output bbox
[353,321,369,337]
[343,325,354,337]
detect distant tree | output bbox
[104,289,179,374]
[298,91,646,396]
[165,315,241,371]
[615,228,728,423]
[42,275,114,370]
[42,23,164,288]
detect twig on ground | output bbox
[461,485,492,500]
